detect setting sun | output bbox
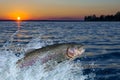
[17,17,21,20]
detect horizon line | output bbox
[0,19,84,22]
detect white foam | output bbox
[0,50,89,80]
[0,31,89,80]
[24,37,54,53]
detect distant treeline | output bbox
[84,11,120,21]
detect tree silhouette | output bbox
[84,11,120,21]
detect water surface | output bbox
[0,21,120,80]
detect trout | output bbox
[17,43,85,68]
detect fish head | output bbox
[66,44,85,59]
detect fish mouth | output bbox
[66,47,85,59]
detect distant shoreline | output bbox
[84,11,120,21]
[0,20,120,22]
[0,20,84,22]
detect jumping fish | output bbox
[17,43,85,68]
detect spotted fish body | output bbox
[17,43,85,68]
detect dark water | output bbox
[0,21,120,80]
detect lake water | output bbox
[0,21,120,80]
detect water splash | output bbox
[25,37,53,52]
[0,29,92,80]
[0,49,89,80]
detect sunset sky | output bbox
[0,0,120,20]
